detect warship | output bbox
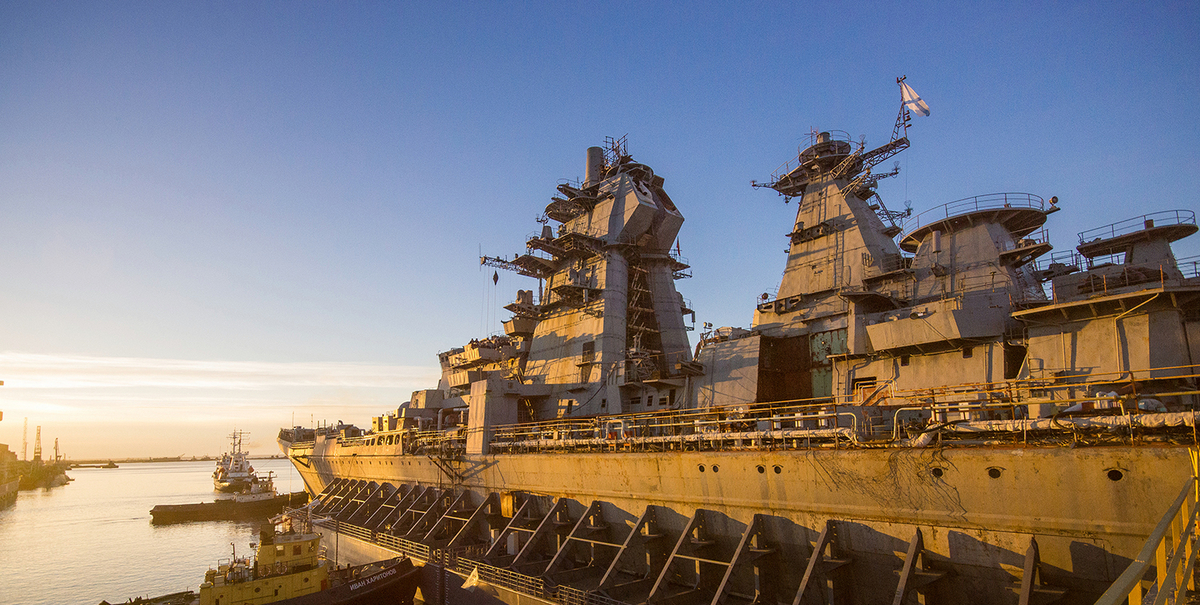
[278,84,1200,603]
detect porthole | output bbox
[773,465,782,474]
[1108,469,1124,482]
[756,465,766,474]
[931,467,945,479]
[987,467,1002,479]
[698,464,706,472]
[712,465,720,473]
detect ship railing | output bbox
[887,402,1027,442]
[1080,251,1124,270]
[307,515,435,562]
[327,427,466,455]
[489,399,866,452]
[882,366,1200,436]
[486,363,1200,450]
[874,253,914,275]
[449,557,548,599]
[997,227,1050,254]
[374,531,433,562]
[338,434,375,447]
[1178,254,1200,279]
[491,400,852,438]
[555,586,630,605]
[1033,249,1083,273]
[955,274,1016,295]
[457,550,632,603]
[412,428,467,454]
[760,130,856,186]
[1095,471,1199,605]
[901,192,1047,238]
[1077,209,1197,244]
[553,222,615,246]
[908,282,1044,309]
[1071,262,1184,296]
[889,362,1200,401]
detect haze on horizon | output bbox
[1,2,1197,459]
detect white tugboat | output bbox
[213,430,257,493]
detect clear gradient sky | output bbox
[1,2,1197,458]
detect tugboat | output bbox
[100,518,419,605]
[213,430,257,493]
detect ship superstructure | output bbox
[279,90,1200,603]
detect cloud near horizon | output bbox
[0,352,441,441]
[0,352,437,390]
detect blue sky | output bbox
[1,2,1197,458]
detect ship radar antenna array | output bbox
[603,135,630,170]
[895,75,914,140]
[753,78,920,200]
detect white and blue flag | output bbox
[900,81,930,117]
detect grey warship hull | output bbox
[282,105,1200,603]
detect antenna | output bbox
[603,135,629,169]
[894,76,913,140]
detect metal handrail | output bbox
[1094,473,1198,605]
[1078,210,1197,244]
[281,364,1200,457]
[1177,254,1200,279]
[901,192,1046,238]
[764,130,856,184]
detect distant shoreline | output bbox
[66,455,289,465]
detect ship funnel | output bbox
[584,146,605,187]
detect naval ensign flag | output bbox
[900,81,930,116]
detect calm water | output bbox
[0,458,303,605]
